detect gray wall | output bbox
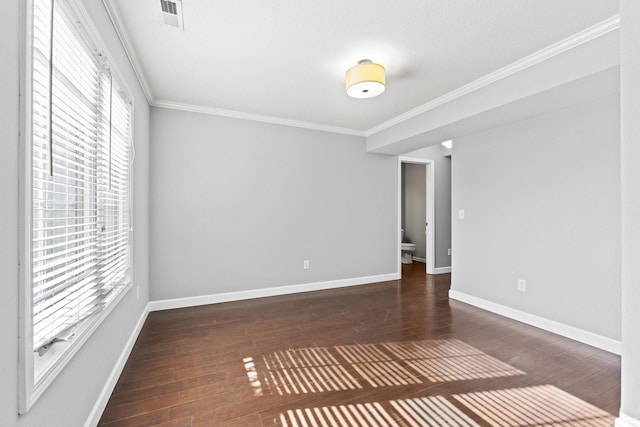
[620,0,640,419]
[401,163,427,259]
[0,0,150,425]
[150,107,398,301]
[403,145,452,269]
[451,95,620,340]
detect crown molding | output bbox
[100,5,618,139]
[365,15,620,137]
[151,100,366,136]
[102,0,155,104]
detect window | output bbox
[20,0,133,412]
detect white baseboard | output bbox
[433,266,452,274]
[148,273,401,312]
[412,257,426,263]
[449,290,621,355]
[84,272,399,425]
[617,413,640,427]
[84,305,150,427]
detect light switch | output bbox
[459,209,465,219]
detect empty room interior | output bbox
[3,0,640,426]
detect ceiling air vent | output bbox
[159,0,184,30]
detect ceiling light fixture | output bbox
[345,59,385,99]
[441,140,453,149]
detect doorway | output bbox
[398,157,435,275]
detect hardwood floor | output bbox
[99,263,621,426]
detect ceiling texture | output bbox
[103,0,619,134]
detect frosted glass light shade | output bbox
[345,60,385,98]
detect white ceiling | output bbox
[104,0,618,134]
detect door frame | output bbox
[398,157,435,275]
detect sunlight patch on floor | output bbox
[453,384,616,426]
[335,343,392,363]
[253,342,616,426]
[350,361,421,388]
[275,396,480,427]
[279,402,399,427]
[244,338,525,396]
[390,396,480,427]
[274,388,615,427]
[384,339,525,382]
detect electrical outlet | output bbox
[303,260,310,270]
[448,248,452,256]
[518,279,526,292]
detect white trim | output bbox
[426,161,435,275]
[412,257,426,263]
[151,100,366,137]
[433,266,452,274]
[148,273,399,312]
[19,0,137,412]
[25,284,134,412]
[365,15,620,137]
[449,290,622,355]
[99,7,618,139]
[399,157,436,275]
[84,273,397,424]
[616,413,640,427]
[18,0,33,413]
[101,0,154,103]
[84,305,150,427]
[69,0,134,105]
[396,160,402,273]
[97,7,618,139]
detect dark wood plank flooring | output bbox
[99,263,621,426]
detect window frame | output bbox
[18,0,135,413]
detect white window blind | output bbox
[29,0,132,367]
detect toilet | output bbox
[400,229,416,264]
